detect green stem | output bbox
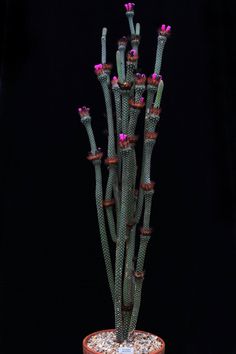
[143,190,154,228]
[145,86,157,116]
[126,62,135,83]
[116,51,124,83]
[98,74,116,157]
[143,140,155,183]
[105,166,117,242]
[122,148,137,339]
[101,27,107,64]
[81,117,115,303]
[121,90,130,134]
[126,12,135,35]
[115,145,131,343]
[128,235,150,333]
[94,161,115,304]
[112,84,122,204]
[119,47,126,82]
[154,79,164,108]
[154,35,167,75]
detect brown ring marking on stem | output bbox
[131,34,141,42]
[104,156,119,165]
[95,68,104,76]
[134,271,145,279]
[159,30,171,37]
[150,106,161,115]
[103,199,115,208]
[118,81,133,90]
[118,36,128,46]
[129,99,145,109]
[122,304,133,312]
[140,181,155,191]
[119,140,130,149]
[147,76,161,86]
[86,152,103,161]
[128,135,139,144]
[127,54,139,62]
[135,77,146,86]
[140,227,153,236]
[102,63,113,71]
[145,131,158,140]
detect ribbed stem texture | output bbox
[129,235,151,332]
[154,35,167,75]
[115,146,131,343]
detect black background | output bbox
[0,0,236,353]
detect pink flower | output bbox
[147,74,162,86]
[119,133,128,142]
[135,73,146,85]
[127,49,138,62]
[129,49,137,57]
[112,76,118,82]
[136,73,146,79]
[159,24,172,36]
[152,73,158,80]
[124,3,135,12]
[112,76,119,86]
[94,63,104,75]
[78,106,90,118]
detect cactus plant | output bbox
[79,3,171,345]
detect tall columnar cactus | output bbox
[79,3,171,343]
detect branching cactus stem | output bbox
[145,73,160,115]
[95,66,116,158]
[154,24,171,75]
[79,107,115,302]
[118,36,128,82]
[125,3,136,35]
[115,138,132,343]
[79,3,171,343]
[116,51,124,84]
[101,27,107,64]
[129,234,151,333]
[121,90,131,134]
[104,167,117,243]
[154,79,164,108]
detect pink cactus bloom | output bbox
[136,73,146,79]
[152,73,162,81]
[130,49,137,57]
[124,3,135,12]
[148,73,162,86]
[140,97,145,104]
[78,106,90,118]
[152,73,158,80]
[112,76,118,82]
[119,133,128,142]
[94,64,103,71]
[94,63,104,75]
[135,73,146,85]
[160,24,171,35]
[161,24,166,32]
[112,76,119,86]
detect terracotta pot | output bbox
[83,329,165,354]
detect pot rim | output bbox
[83,328,165,354]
